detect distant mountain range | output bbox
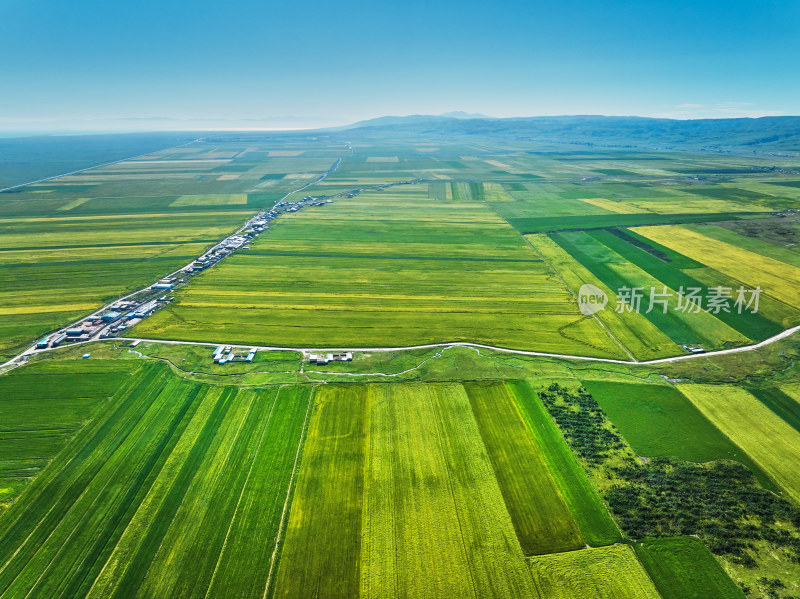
[2,113,798,155]
[333,114,800,153]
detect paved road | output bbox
[0,152,347,371]
[121,322,800,365]
[6,322,798,374]
[2,141,799,372]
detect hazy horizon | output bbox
[3,111,800,138]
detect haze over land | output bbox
[3,1,800,598]
[3,129,800,599]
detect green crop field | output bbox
[464,380,583,554]
[748,387,800,433]
[0,211,250,356]
[134,187,626,357]
[272,384,367,599]
[7,135,800,361]
[0,138,348,358]
[678,384,800,503]
[4,133,800,597]
[550,230,749,350]
[0,360,139,509]
[527,545,661,599]
[582,380,769,468]
[635,225,800,314]
[0,359,311,599]
[507,211,766,233]
[633,537,746,599]
[684,224,800,268]
[584,228,783,341]
[505,380,623,547]
[275,382,542,598]
[526,233,681,360]
[273,380,637,598]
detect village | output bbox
[185,194,336,274]
[35,284,177,350]
[28,179,420,358]
[32,192,342,353]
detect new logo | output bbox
[578,284,608,315]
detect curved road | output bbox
[5,322,798,374]
[122,322,800,365]
[2,143,799,372]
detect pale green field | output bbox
[526,233,681,360]
[359,383,536,599]
[134,189,626,356]
[527,545,661,599]
[678,384,800,503]
[635,225,800,309]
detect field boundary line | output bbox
[203,388,280,599]
[261,386,314,599]
[520,233,636,361]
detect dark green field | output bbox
[581,381,768,472]
[508,211,766,233]
[634,537,746,599]
[505,380,623,547]
[747,387,800,433]
[0,360,137,509]
[0,360,311,598]
[3,131,800,598]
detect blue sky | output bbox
[1,0,798,130]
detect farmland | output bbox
[536,381,800,598]
[0,360,311,599]
[135,186,626,357]
[633,537,746,599]
[527,545,661,599]
[0,136,347,357]
[677,384,800,503]
[634,225,800,323]
[4,131,800,598]
[747,387,800,433]
[464,380,584,554]
[5,336,800,596]
[275,382,539,598]
[120,141,800,360]
[550,230,753,350]
[5,135,800,360]
[0,210,251,357]
[273,380,636,598]
[0,359,139,509]
[581,380,768,468]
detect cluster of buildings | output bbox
[185,193,344,275]
[32,186,371,355]
[308,352,353,365]
[272,195,334,214]
[187,236,250,273]
[212,345,257,364]
[35,294,174,350]
[97,296,173,338]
